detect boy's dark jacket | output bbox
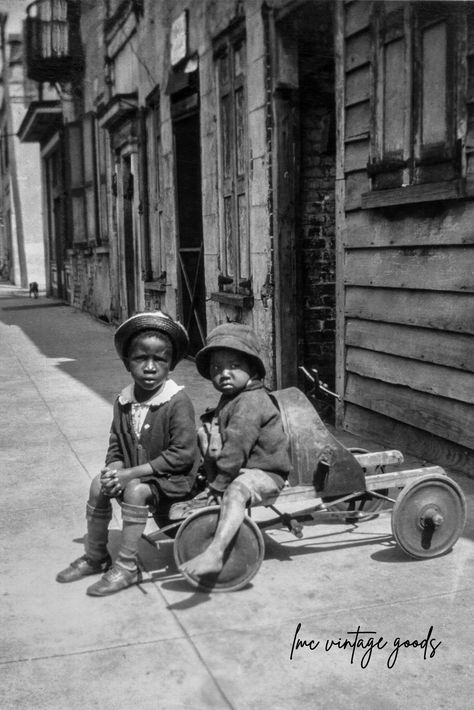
[105,389,197,498]
[208,380,290,492]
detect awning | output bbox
[17,101,63,143]
[97,93,138,130]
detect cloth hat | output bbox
[195,323,266,380]
[114,311,189,369]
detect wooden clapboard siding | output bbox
[344,403,474,476]
[345,102,370,139]
[344,138,369,173]
[346,320,474,372]
[345,247,474,291]
[346,347,474,404]
[345,65,370,106]
[346,373,474,449]
[345,1,371,38]
[345,171,369,210]
[465,9,474,164]
[338,1,474,474]
[345,287,474,334]
[343,5,371,212]
[345,207,474,247]
[335,0,346,426]
[345,31,370,71]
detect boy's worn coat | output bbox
[105,388,197,498]
[209,381,290,493]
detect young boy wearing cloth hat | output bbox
[57,311,198,596]
[179,323,290,580]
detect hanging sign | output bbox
[171,11,188,67]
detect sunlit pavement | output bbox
[1,289,473,710]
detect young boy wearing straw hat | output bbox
[179,323,290,580]
[57,311,198,596]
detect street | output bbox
[1,289,473,710]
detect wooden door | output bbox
[122,154,136,316]
[274,87,300,388]
[173,111,206,355]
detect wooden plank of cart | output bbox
[144,371,467,593]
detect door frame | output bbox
[171,97,207,353]
[114,138,143,320]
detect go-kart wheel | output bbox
[174,506,265,592]
[391,475,466,559]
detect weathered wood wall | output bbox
[339,1,474,475]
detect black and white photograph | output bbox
[0,0,473,708]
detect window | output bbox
[65,120,86,244]
[82,113,98,243]
[365,2,464,206]
[65,115,100,245]
[96,121,111,245]
[215,26,250,296]
[143,90,165,284]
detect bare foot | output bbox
[179,546,224,577]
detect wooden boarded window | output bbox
[215,26,250,289]
[369,2,461,192]
[144,91,164,280]
[65,120,86,244]
[96,121,110,244]
[383,37,405,157]
[66,116,102,245]
[82,113,98,243]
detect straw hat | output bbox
[114,311,189,369]
[195,323,266,380]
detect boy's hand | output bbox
[206,487,223,505]
[100,467,126,498]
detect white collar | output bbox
[118,378,184,407]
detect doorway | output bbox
[274,1,336,419]
[121,154,137,316]
[46,146,66,299]
[173,110,207,355]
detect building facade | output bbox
[18,0,474,474]
[0,5,45,289]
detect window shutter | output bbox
[414,4,458,184]
[65,120,86,244]
[82,113,98,243]
[215,26,249,289]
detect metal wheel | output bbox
[391,475,466,559]
[174,506,265,592]
[322,448,389,521]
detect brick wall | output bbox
[297,18,336,400]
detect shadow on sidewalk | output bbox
[0,296,123,402]
[0,295,216,414]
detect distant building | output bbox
[0,9,45,288]
[18,0,474,475]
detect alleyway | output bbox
[1,290,474,710]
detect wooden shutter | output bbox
[216,27,249,288]
[413,3,459,184]
[370,3,408,189]
[65,120,86,244]
[82,113,98,243]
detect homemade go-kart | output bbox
[143,368,467,592]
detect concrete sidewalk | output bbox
[1,292,474,710]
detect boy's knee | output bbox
[89,474,103,500]
[122,478,151,505]
[224,479,252,505]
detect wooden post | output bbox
[334,1,346,428]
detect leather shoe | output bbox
[56,554,111,583]
[86,564,141,596]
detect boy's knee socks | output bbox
[115,502,149,572]
[86,501,112,562]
